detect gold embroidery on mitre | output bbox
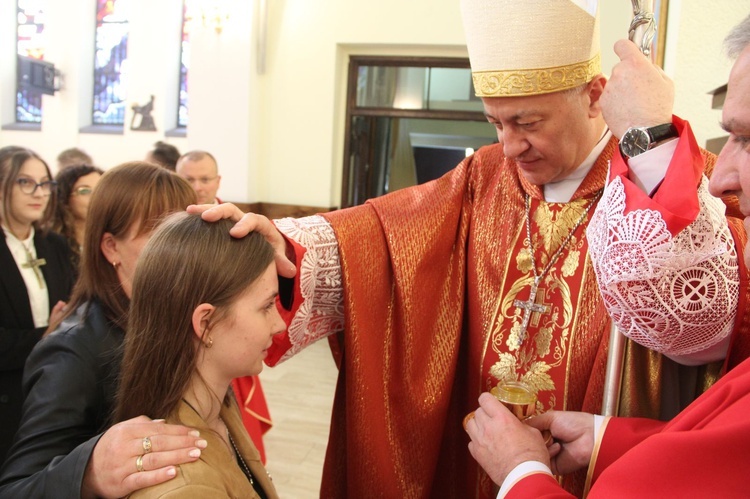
[472,54,601,97]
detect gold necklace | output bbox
[513,190,603,346]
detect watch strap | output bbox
[646,123,678,144]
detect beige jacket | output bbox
[128,398,278,499]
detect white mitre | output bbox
[460,0,601,97]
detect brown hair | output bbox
[56,147,93,170]
[114,213,274,422]
[0,146,57,232]
[47,162,196,333]
[51,164,104,267]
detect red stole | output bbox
[230,376,272,464]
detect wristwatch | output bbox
[619,123,678,158]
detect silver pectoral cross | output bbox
[22,254,46,288]
[513,277,548,346]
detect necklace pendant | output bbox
[22,251,46,288]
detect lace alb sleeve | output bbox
[273,215,344,362]
[587,176,740,363]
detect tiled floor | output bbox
[259,339,338,498]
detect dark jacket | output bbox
[0,300,123,498]
[0,230,74,463]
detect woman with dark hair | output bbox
[116,213,282,498]
[51,164,104,271]
[146,141,180,171]
[0,162,204,498]
[0,146,75,463]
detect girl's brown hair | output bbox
[0,146,57,232]
[114,213,274,423]
[47,162,196,333]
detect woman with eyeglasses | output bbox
[51,165,104,272]
[0,146,75,463]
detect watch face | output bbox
[620,128,650,158]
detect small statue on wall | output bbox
[131,95,156,131]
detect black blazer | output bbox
[0,229,74,464]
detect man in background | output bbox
[56,147,93,170]
[145,141,180,171]
[176,150,222,205]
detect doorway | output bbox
[341,56,496,208]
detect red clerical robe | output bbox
[267,128,749,498]
[231,376,272,464]
[505,355,750,498]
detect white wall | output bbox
[668,0,748,147]
[0,0,747,207]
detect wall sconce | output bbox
[186,0,230,34]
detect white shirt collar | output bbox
[543,127,611,203]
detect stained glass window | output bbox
[16,0,45,123]
[177,1,190,128]
[93,0,129,126]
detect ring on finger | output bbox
[142,436,152,453]
[542,430,554,446]
[462,411,476,431]
[136,454,145,472]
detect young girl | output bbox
[0,146,74,463]
[115,213,283,498]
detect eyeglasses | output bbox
[71,186,94,196]
[183,176,218,185]
[15,177,57,195]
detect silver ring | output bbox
[142,436,152,453]
[136,454,145,472]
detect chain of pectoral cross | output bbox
[21,243,46,289]
[513,190,603,346]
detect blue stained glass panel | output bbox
[177,1,189,128]
[16,0,45,123]
[93,0,129,126]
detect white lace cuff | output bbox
[273,215,344,363]
[587,176,739,361]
